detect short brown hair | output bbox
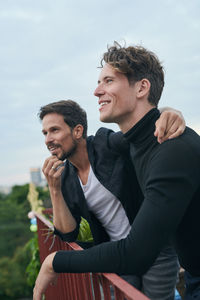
[38,100,88,138]
[101,42,165,106]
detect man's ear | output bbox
[73,124,84,139]
[137,79,151,99]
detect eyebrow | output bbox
[42,125,60,134]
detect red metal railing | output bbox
[34,211,150,300]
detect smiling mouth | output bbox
[99,101,110,108]
[47,145,60,153]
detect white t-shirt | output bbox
[79,166,131,241]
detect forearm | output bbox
[52,179,188,276]
[52,195,168,276]
[50,188,77,234]
[52,203,162,276]
[158,106,183,115]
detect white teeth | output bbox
[48,146,57,151]
[100,101,109,107]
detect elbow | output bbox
[54,225,79,242]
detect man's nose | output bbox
[94,85,104,97]
[45,133,53,145]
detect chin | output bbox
[100,114,113,123]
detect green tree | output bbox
[0,244,32,298]
[7,184,29,204]
[7,184,30,214]
[0,185,31,258]
[0,184,35,299]
[0,192,6,201]
[0,183,50,299]
[26,233,40,287]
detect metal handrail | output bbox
[34,211,150,300]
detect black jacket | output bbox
[54,127,143,246]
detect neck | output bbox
[68,139,90,184]
[119,101,155,133]
[69,139,90,172]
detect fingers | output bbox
[155,119,176,143]
[167,123,185,140]
[42,156,57,174]
[167,112,185,140]
[154,114,168,143]
[42,157,65,190]
[43,157,64,177]
[159,116,185,142]
[158,124,178,143]
[51,161,65,172]
[154,110,186,144]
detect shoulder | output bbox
[95,127,129,154]
[159,127,200,157]
[150,127,200,174]
[95,127,114,137]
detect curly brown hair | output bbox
[101,42,165,106]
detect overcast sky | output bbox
[0,0,200,187]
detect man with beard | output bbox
[36,99,185,300]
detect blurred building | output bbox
[30,167,42,186]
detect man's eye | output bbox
[106,79,113,83]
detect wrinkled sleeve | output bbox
[108,131,130,155]
[95,127,129,155]
[53,221,80,242]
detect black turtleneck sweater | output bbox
[53,108,200,277]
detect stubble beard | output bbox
[59,140,78,161]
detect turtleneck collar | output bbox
[124,108,160,145]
